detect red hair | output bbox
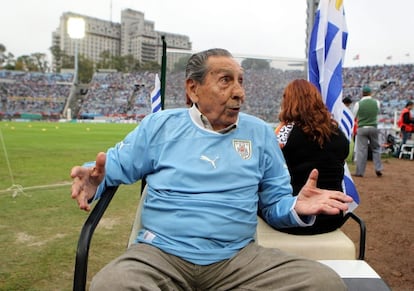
[278,79,339,147]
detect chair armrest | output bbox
[73,186,119,291]
[342,212,366,260]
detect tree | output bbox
[78,55,94,83]
[0,43,6,67]
[3,52,15,70]
[50,45,63,72]
[15,55,32,71]
[94,52,142,72]
[113,54,140,72]
[13,53,49,72]
[96,50,112,70]
[62,53,74,69]
[0,44,14,70]
[31,53,49,73]
[140,61,160,71]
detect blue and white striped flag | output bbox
[308,0,359,211]
[150,73,162,113]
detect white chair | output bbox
[399,143,414,160]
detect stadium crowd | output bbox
[0,64,413,124]
[0,70,73,119]
[342,64,414,124]
[78,71,155,119]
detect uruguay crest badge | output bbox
[232,139,252,160]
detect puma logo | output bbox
[200,155,219,168]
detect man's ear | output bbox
[186,79,199,104]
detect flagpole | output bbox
[143,36,167,194]
[160,35,167,110]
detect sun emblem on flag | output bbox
[335,0,343,10]
[232,139,252,160]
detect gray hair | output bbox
[185,48,233,84]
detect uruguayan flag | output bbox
[150,74,162,113]
[308,0,359,210]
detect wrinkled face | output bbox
[186,56,245,131]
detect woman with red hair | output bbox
[275,79,349,234]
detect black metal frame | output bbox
[73,186,118,291]
[342,212,366,260]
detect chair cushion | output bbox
[129,186,356,259]
[256,217,356,260]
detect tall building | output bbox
[52,9,192,71]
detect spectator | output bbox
[342,96,353,109]
[353,86,383,177]
[396,100,414,155]
[70,48,351,290]
[275,79,350,234]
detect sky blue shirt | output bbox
[94,108,313,265]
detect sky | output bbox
[1,0,413,68]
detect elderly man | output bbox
[71,48,352,290]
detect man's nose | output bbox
[232,82,245,101]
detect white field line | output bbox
[0,182,72,197]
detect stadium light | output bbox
[64,17,85,120]
[67,17,85,39]
[67,17,85,84]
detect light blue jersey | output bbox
[95,108,312,265]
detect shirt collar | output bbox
[189,105,238,134]
[361,96,373,100]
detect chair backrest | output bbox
[128,184,147,247]
[399,143,414,159]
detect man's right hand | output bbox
[70,152,106,211]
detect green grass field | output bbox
[0,121,142,290]
[0,121,363,290]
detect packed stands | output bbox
[342,64,414,124]
[0,70,73,120]
[0,63,413,124]
[75,68,307,123]
[77,71,155,120]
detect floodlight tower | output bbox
[67,17,85,86]
[64,17,85,119]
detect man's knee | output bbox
[89,265,119,291]
[89,256,178,291]
[306,262,347,291]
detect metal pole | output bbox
[74,40,79,85]
[63,40,78,119]
[160,36,167,110]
